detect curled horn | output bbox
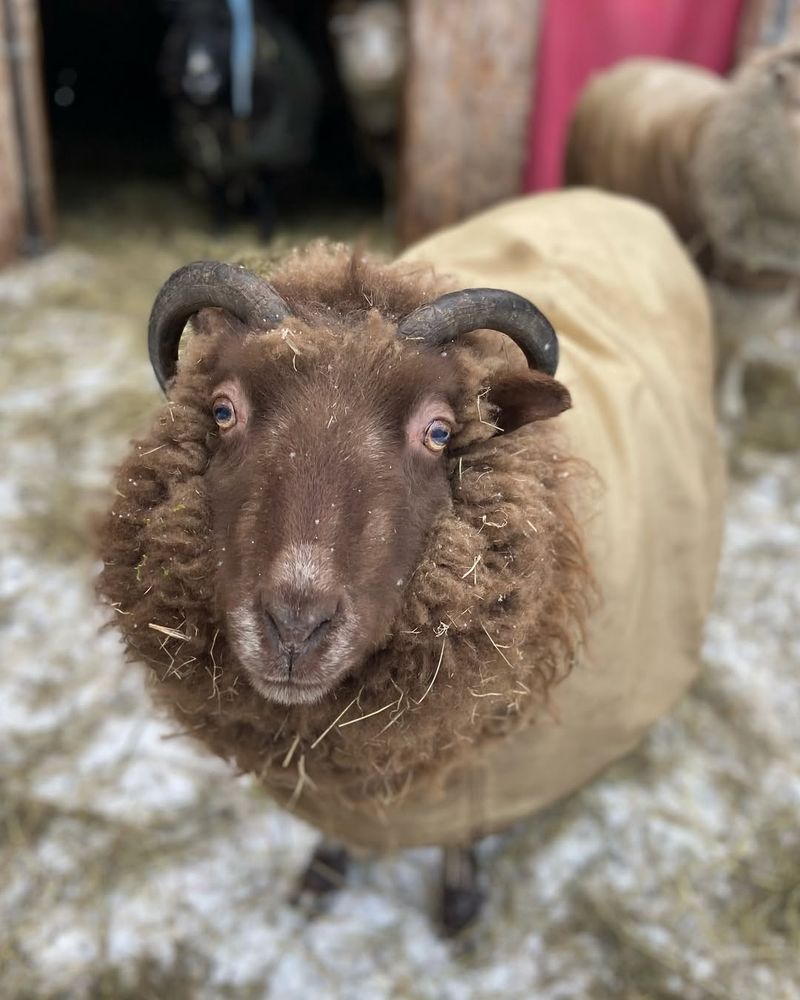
[147,261,292,392]
[396,288,559,375]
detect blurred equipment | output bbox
[329,0,406,202]
[160,0,321,239]
[566,45,800,442]
[0,0,55,264]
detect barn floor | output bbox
[1,181,799,1000]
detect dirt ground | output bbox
[1,182,798,1000]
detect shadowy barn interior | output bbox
[3,0,549,261]
[2,0,795,264]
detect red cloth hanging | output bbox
[524,0,746,191]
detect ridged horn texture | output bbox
[148,261,292,392]
[396,288,559,375]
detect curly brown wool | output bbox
[96,244,592,809]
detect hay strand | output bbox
[310,694,359,749]
[413,639,446,705]
[148,623,191,641]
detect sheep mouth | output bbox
[249,676,333,706]
[227,605,362,705]
[182,71,223,104]
[236,646,342,705]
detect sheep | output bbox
[159,0,321,239]
[96,189,724,934]
[328,0,406,201]
[565,45,800,435]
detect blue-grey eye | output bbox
[424,419,452,453]
[212,397,237,429]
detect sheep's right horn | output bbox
[148,261,292,392]
[397,288,559,375]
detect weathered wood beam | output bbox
[0,0,55,266]
[398,0,542,245]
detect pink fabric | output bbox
[524,0,745,191]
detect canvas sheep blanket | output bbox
[289,189,726,848]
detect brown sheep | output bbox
[565,46,800,434]
[96,190,724,934]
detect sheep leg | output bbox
[440,843,485,936]
[294,839,350,901]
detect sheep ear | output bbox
[488,370,571,432]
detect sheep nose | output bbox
[264,596,339,649]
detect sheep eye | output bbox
[212,397,237,429]
[423,419,452,453]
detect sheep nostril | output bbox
[264,599,338,650]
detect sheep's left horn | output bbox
[148,261,292,392]
[396,288,559,375]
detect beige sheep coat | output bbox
[283,190,725,848]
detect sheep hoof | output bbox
[292,840,350,908]
[439,845,485,936]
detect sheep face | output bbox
[172,1,231,108]
[201,324,461,706]
[330,0,406,95]
[693,45,800,264]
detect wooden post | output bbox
[0,0,55,266]
[398,0,542,245]
[0,0,23,264]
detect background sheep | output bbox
[159,0,321,238]
[96,189,724,933]
[565,45,800,438]
[329,0,406,201]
